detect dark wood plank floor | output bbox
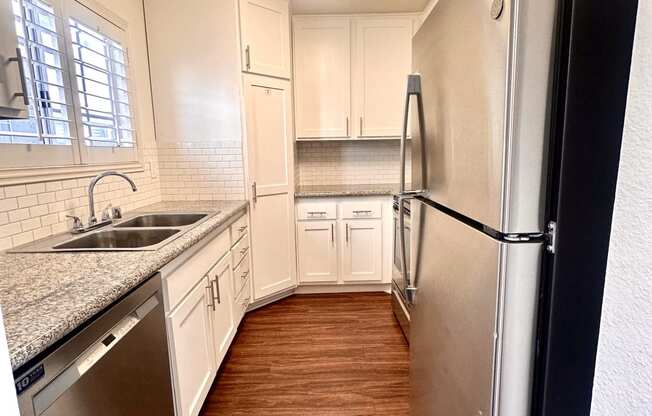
[199,293,409,415]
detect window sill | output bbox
[0,162,146,187]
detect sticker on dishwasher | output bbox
[15,364,44,395]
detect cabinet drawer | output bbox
[164,230,230,311]
[230,214,248,246]
[233,253,250,297]
[234,276,251,325]
[340,201,382,219]
[232,233,250,267]
[297,201,337,220]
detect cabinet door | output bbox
[353,17,413,137]
[341,219,383,282]
[244,74,297,300]
[168,277,215,416]
[208,256,235,364]
[297,220,338,283]
[0,0,28,118]
[239,0,290,78]
[293,17,351,139]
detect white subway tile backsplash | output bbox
[157,140,245,201]
[0,145,162,250]
[296,141,411,186]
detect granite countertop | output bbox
[0,200,247,371]
[295,183,403,198]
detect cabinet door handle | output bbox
[245,45,251,70]
[359,116,363,136]
[346,116,349,137]
[214,275,221,304]
[331,223,334,245]
[345,223,349,243]
[206,280,215,311]
[9,48,29,105]
[251,181,257,204]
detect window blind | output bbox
[69,18,136,148]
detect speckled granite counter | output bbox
[0,200,247,371]
[295,183,401,198]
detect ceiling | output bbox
[290,0,431,15]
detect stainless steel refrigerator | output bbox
[396,1,558,415]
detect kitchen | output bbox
[0,0,647,415]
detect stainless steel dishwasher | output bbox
[15,274,174,416]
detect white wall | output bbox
[145,0,246,200]
[416,0,439,31]
[591,2,652,415]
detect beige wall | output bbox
[591,2,652,414]
[144,0,246,200]
[0,0,161,250]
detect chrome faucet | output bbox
[88,171,137,226]
[68,171,137,233]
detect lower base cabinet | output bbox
[297,220,338,283]
[341,219,383,282]
[162,211,252,416]
[167,277,216,416]
[208,255,236,364]
[296,196,392,286]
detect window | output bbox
[69,18,136,149]
[0,0,138,173]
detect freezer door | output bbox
[409,200,542,416]
[410,0,556,234]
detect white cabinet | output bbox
[292,15,415,140]
[295,197,390,286]
[297,220,338,283]
[0,0,28,119]
[162,211,251,416]
[340,219,383,282]
[353,17,413,137]
[293,17,351,138]
[239,0,291,79]
[244,74,297,301]
[167,277,215,416]
[207,256,235,364]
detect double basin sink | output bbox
[11,213,214,253]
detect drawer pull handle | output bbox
[353,210,373,214]
[307,211,327,216]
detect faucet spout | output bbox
[87,171,137,225]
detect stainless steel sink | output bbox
[114,213,208,228]
[53,229,180,251]
[8,211,218,253]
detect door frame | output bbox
[531,1,639,415]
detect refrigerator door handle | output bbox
[398,194,418,305]
[400,74,429,197]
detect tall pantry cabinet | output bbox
[238,0,298,302]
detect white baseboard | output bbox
[246,287,295,312]
[294,283,391,294]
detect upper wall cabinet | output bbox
[354,18,413,138]
[293,17,351,139]
[0,0,28,119]
[293,15,415,140]
[239,0,291,79]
